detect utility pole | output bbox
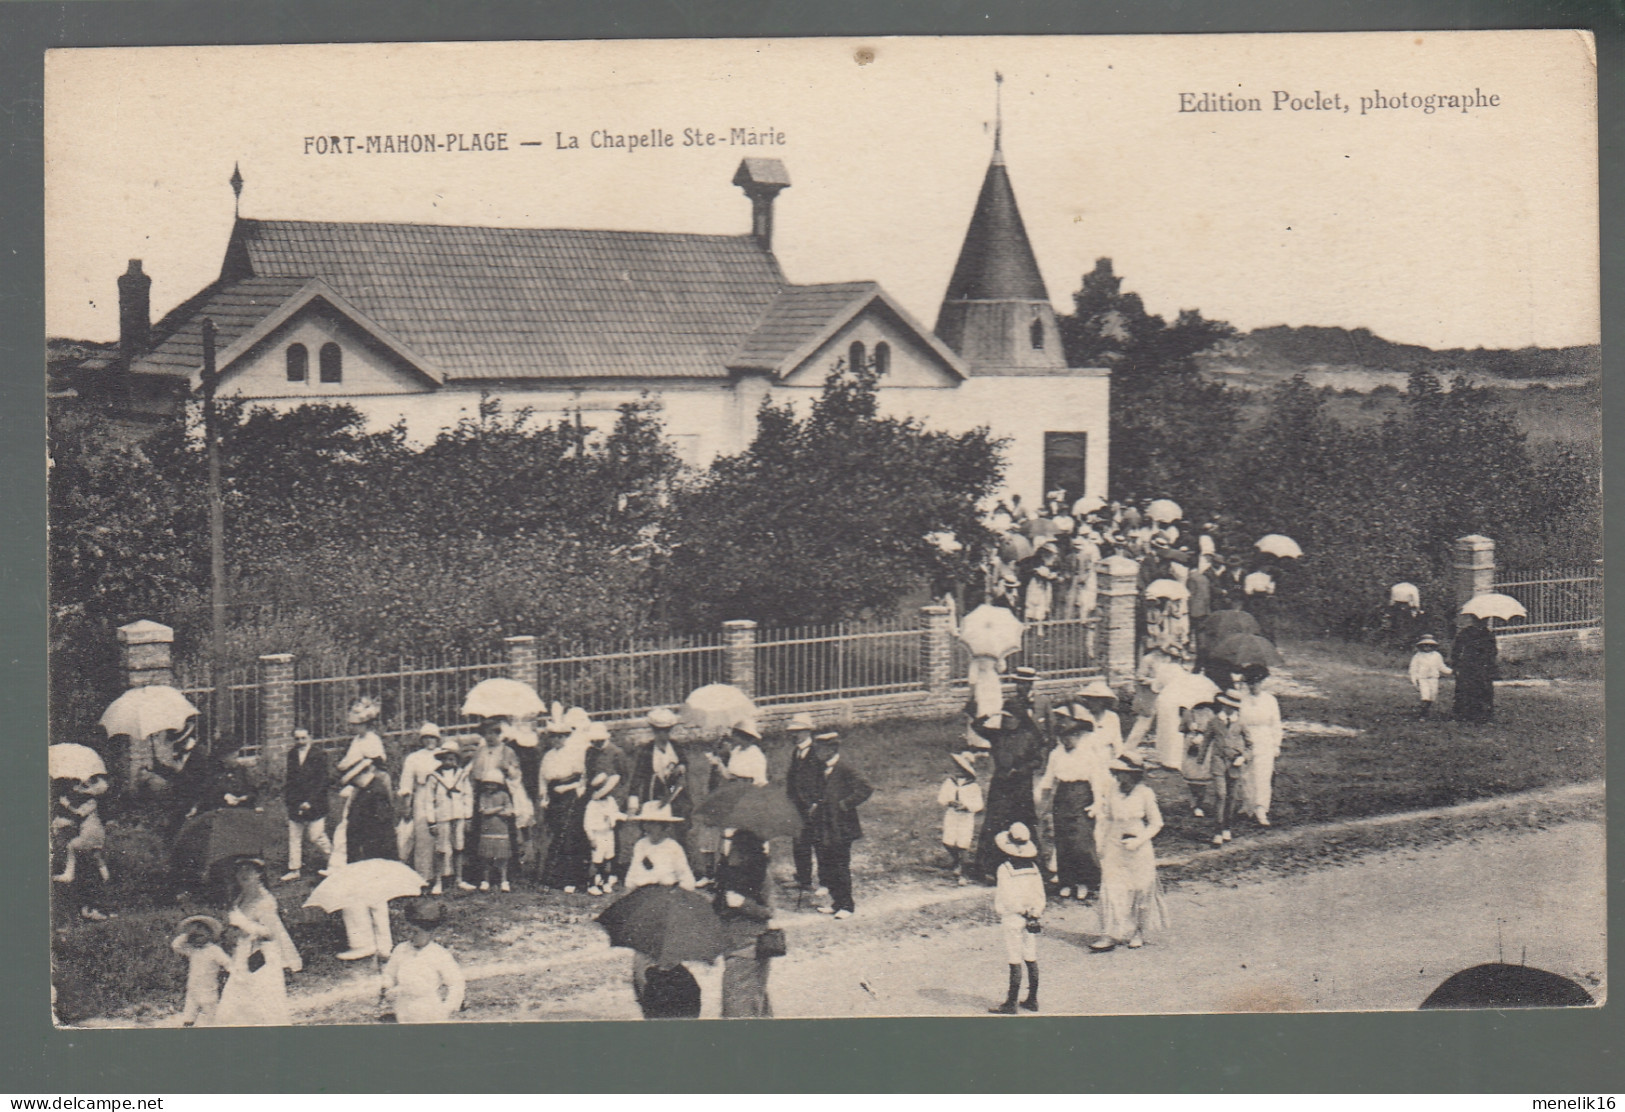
[201,319,228,750]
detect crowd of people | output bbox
[51,487,1511,1024]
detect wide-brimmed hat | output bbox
[1108,757,1145,775]
[417,722,442,740]
[811,731,841,747]
[994,822,1038,859]
[1416,635,1440,648]
[436,738,462,756]
[584,722,611,744]
[1012,666,1039,683]
[786,713,816,733]
[999,570,1020,587]
[732,720,762,740]
[1215,690,1244,710]
[631,801,684,824]
[178,914,224,942]
[646,707,679,729]
[1075,679,1118,703]
[339,756,376,786]
[346,697,381,725]
[404,898,445,928]
[950,752,978,776]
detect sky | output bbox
[45,32,1599,351]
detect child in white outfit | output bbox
[382,899,466,1024]
[1408,635,1452,720]
[584,772,625,896]
[170,916,231,1027]
[936,752,984,885]
[989,822,1046,1014]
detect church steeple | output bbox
[934,77,1066,375]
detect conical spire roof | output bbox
[941,152,1050,303]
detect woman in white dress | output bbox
[216,858,301,1026]
[1237,664,1284,826]
[1090,759,1169,952]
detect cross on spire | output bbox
[229,163,244,218]
[993,72,1004,164]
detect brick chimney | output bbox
[118,259,151,368]
[732,159,790,251]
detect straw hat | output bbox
[732,720,762,741]
[994,822,1038,859]
[1107,757,1145,775]
[178,915,224,942]
[346,697,381,725]
[786,713,816,733]
[1215,690,1244,710]
[404,898,445,928]
[584,722,611,744]
[631,801,684,824]
[1012,666,1039,684]
[436,738,462,756]
[647,707,679,729]
[1416,634,1440,648]
[418,722,442,740]
[1075,679,1118,703]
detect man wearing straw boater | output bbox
[805,731,872,919]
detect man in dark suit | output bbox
[782,713,821,892]
[807,732,873,920]
[281,727,333,881]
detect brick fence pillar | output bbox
[722,620,758,700]
[1453,534,1497,611]
[920,605,953,695]
[504,635,540,689]
[117,619,174,689]
[1098,556,1142,690]
[258,652,296,778]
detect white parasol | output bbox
[1389,582,1421,608]
[1143,578,1190,602]
[678,684,758,734]
[1255,534,1304,559]
[49,743,107,782]
[957,604,1026,661]
[1460,593,1527,621]
[99,684,198,741]
[1146,499,1183,524]
[304,859,427,913]
[461,677,546,719]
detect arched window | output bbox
[848,340,866,371]
[318,342,342,383]
[285,343,308,382]
[1030,316,1046,350]
[874,341,891,378]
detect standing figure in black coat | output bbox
[782,713,821,892]
[972,669,1047,882]
[281,728,332,881]
[1451,616,1500,723]
[806,732,873,919]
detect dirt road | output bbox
[261,816,1602,1024]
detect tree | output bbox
[1057,258,1240,512]
[661,355,1005,628]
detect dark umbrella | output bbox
[171,806,274,882]
[691,781,803,841]
[1420,963,1594,1009]
[1203,609,1262,641]
[597,885,727,966]
[1210,633,1283,670]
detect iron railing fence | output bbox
[175,663,262,757]
[1492,565,1602,634]
[754,618,923,704]
[534,633,726,722]
[948,616,1100,686]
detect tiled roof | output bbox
[134,276,313,377]
[164,218,790,381]
[727,282,880,371]
[940,158,1050,303]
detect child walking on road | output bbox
[937,752,984,886]
[1408,635,1453,720]
[988,822,1045,1014]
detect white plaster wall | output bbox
[240,370,1110,503]
[220,308,432,399]
[780,309,959,389]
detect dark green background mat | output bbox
[3,0,1619,1093]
